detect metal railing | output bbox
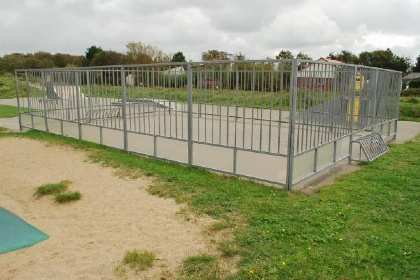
[15,59,401,189]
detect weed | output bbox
[36,180,71,195]
[123,250,155,272]
[55,191,81,203]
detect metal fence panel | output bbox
[15,59,401,189]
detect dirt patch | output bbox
[0,137,217,279]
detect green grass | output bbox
[0,126,10,133]
[36,180,71,195]
[0,73,16,99]
[122,250,155,271]
[182,254,219,279]
[399,97,420,122]
[1,129,419,279]
[55,191,81,203]
[0,105,19,118]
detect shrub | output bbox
[401,88,420,97]
[409,78,420,88]
[399,102,420,119]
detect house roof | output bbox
[318,57,345,64]
[402,72,420,81]
[297,58,344,78]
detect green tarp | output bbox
[0,207,49,254]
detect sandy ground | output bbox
[0,137,216,279]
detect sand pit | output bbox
[0,137,215,279]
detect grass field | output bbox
[0,129,418,279]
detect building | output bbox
[297,58,344,90]
[402,72,420,88]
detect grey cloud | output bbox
[0,0,419,61]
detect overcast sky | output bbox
[0,0,419,62]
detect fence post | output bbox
[14,71,23,131]
[75,70,82,139]
[286,59,298,191]
[348,66,357,163]
[121,66,128,151]
[40,70,49,132]
[86,70,92,123]
[187,62,193,165]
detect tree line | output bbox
[0,41,418,74]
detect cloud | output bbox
[0,0,418,61]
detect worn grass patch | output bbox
[1,130,419,279]
[55,191,81,203]
[0,126,10,133]
[36,180,71,195]
[182,254,220,279]
[123,250,155,272]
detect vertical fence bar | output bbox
[86,70,92,123]
[40,70,49,132]
[348,66,357,163]
[286,59,298,190]
[121,67,128,151]
[187,62,193,165]
[14,71,23,131]
[75,70,82,139]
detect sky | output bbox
[0,0,419,62]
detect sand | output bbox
[0,137,215,279]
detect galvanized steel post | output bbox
[40,70,49,132]
[121,66,128,151]
[187,62,193,165]
[14,71,23,131]
[348,66,357,163]
[75,71,82,139]
[286,59,298,190]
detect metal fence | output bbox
[15,60,401,189]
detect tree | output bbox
[202,50,232,61]
[126,41,170,64]
[234,52,246,61]
[358,49,411,74]
[412,55,420,72]
[90,50,125,66]
[328,50,358,64]
[85,46,104,66]
[275,50,293,60]
[171,51,186,63]
[296,52,312,60]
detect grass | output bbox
[0,105,20,118]
[399,97,420,122]
[1,129,419,279]
[0,126,10,133]
[122,250,155,271]
[55,191,81,203]
[35,179,81,203]
[182,254,219,279]
[36,180,70,195]
[0,73,16,99]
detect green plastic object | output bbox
[0,207,49,254]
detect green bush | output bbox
[409,78,420,88]
[399,102,420,119]
[401,88,420,97]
